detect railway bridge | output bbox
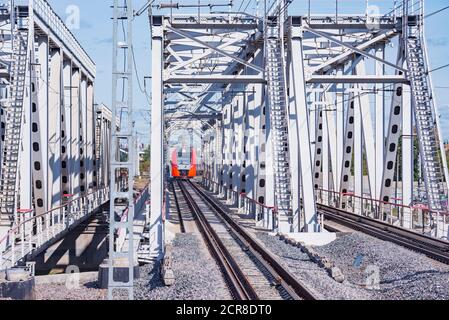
[0,0,449,301]
[150,0,449,254]
[146,0,449,298]
[0,0,112,269]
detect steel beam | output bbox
[166,26,264,74]
[402,78,413,228]
[291,26,318,232]
[165,75,265,84]
[303,26,406,73]
[48,48,62,208]
[149,23,164,260]
[37,35,49,212]
[310,30,397,74]
[308,75,409,84]
[375,44,385,200]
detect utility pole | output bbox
[108,0,135,300]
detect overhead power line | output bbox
[428,63,449,74]
[425,5,449,19]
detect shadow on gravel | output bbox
[282,256,312,263]
[84,281,101,289]
[380,269,449,285]
[144,261,165,290]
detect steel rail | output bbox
[318,204,449,264]
[171,181,186,233]
[177,180,258,300]
[188,181,318,300]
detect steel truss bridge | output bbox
[0,0,115,271]
[0,0,447,301]
[149,0,449,263]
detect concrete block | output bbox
[162,245,175,286]
[97,260,140,289]
[6,268,29,282]
[284,232,337,246]
[0,270,35,300]
[164,221,178,243]
[35,271,98,285]
[331,267,345,283]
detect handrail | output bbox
[0,187,109,269]
[115,185,150,251]
[205,179,278,211]
[21,188,104,226]
[316,186,449,239]
[119,185,150,222]
[316,187,449,216]
[240,192,276,211]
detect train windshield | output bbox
[177,150,191,165]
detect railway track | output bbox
[171,182,186,233]
[318,204,449,264]
[177,180,317,301]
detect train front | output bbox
[171,147,197,179]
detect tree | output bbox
[140,145,151,174]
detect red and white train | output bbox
[170,147,197,179]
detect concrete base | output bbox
[164,220,178,243]
[283,232,337,246]
[0,269,35,300]
[97,261,140,289]
[35,272,98,285]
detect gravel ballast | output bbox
[135,233,231,300]
[256,232,375,300]
[313,232,449,300]
[36,281,106,300]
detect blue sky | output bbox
[46,0,449,144]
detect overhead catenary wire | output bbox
[425,5,449,19]
[131,44,152,107]
[427,63,449,74]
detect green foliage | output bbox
[140,145,151,174]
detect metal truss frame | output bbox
[152,0,449,262]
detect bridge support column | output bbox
[37,35,49,213]
[19,30,33,216]
[71,68,81,197]
[355,61,377,210]
[353,70,363,215]
[402,71,413,229]
[264,97,275,231]
[149,23,164,260]
[214,122,223,194]
[324,91,338,203]
[80,77,87,195]
[252,49,266,224]
[62,60,72,195]
[48,48,62,209]
[233,91,244,206]
[336,67,344,193]
[223,102,232,201]
[375,44,385,201]
[287,57,301,232]
[290,25,318,232]
[86,82,95,191]
[245,85,256,218]
[322,100,330,202]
